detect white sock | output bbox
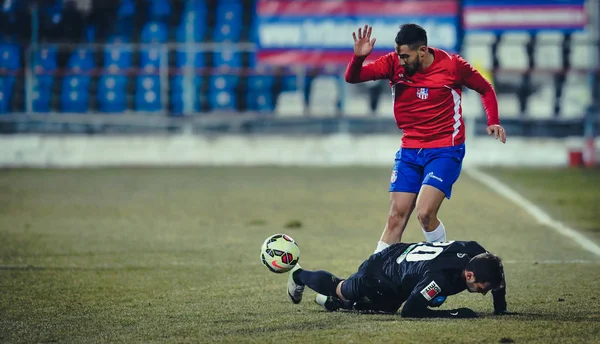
[423,221,446,242]
[374,240,390,253]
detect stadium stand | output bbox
[0,0,596,122]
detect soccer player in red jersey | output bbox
[345,24,507,253]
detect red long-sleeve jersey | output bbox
[345,48,500,148]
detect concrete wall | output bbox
[0,134,594,168]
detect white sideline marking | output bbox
[466,168,600,258]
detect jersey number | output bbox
[396,241,454,264]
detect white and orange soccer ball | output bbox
[260,234,300,273]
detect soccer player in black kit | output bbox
[286,241,508,318]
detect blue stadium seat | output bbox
[135,89,162,112]
[209,91,236,111]
[0,44,20,70]
[141,22,168,43]
[246,92,274,112]
[33,75,55,91]
[0,89,9,113]
[137,75,161,93]
[209,75,239,93]
[247,75,274,92]
[98,89,126,113]
[212,22,241,42]
[184,0,207,12]
[33,46,57,72]
[213,49,241,68]
[61,90,89,112]
[32,90,51,112]
[147,0,171,20]
[175,49,205,68]
[282,75,298,92]
[104,44,133,70]
[62,75,91,91]
[99,75,128,93]
[0,77,14,113]
[171,75,202,93]
[215,3,242,26]
[68,49,94,72]
[140,47,163,71]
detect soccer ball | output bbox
[260,234,300,273]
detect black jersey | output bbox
[339,240,506,317]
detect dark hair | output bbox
[465,252,505,289]
[394,24,428,50]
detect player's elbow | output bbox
[400,305,426,318]
[344,74,360,84]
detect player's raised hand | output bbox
[352,25,376,57]
[487,124,507,143]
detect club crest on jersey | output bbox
[416,87,429,100]
[420,281,441,301]
[390,170,398,183]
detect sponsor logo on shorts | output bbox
[390,170,398,183]
[427,171,444,183]
[421,281,442,301]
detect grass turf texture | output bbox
[1,167,599,343]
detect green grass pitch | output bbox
[1,167,599,343]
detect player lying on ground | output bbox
[287,240,509,318]
[345,23,507,253]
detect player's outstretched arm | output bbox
[344,25,393,83]
[455,55,507,143]
[401,294,477,318]
[401,276,478,319]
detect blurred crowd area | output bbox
[0,0,598,120]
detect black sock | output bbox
[293,269,343,297]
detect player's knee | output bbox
[416,208,436,228]
[388,205,410,227]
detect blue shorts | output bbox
[389,143,466,199]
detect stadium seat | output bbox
[33,46,57,72]
[534,32,563,70]
[246,92,274,112]
[104,43,133,70]
[0,44,20,70]
[32,75,52,90]
[98,89,126,113]
[32,90,51,112]
[67,48,94,72]
[209,90,236,111]
[497,33,530,70]
[0,90,9,113]
[247,75,274,92]
[462,33,495,70]
[212,22,241,42]
[571,31,597,70]
[62,75,91,92]
[561,72,591,118]
[61,89,89,112]
[527,82,555,119]
[99,75,128,93]
[135,89,162,112]
[141,22,169,43]
[147,0,171,20]
[215,3,242,26]
[137,75,161,93]
[0,77,14,113]
[209,74,239,93]
[213,49,241,68]
[140,46,163,71]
